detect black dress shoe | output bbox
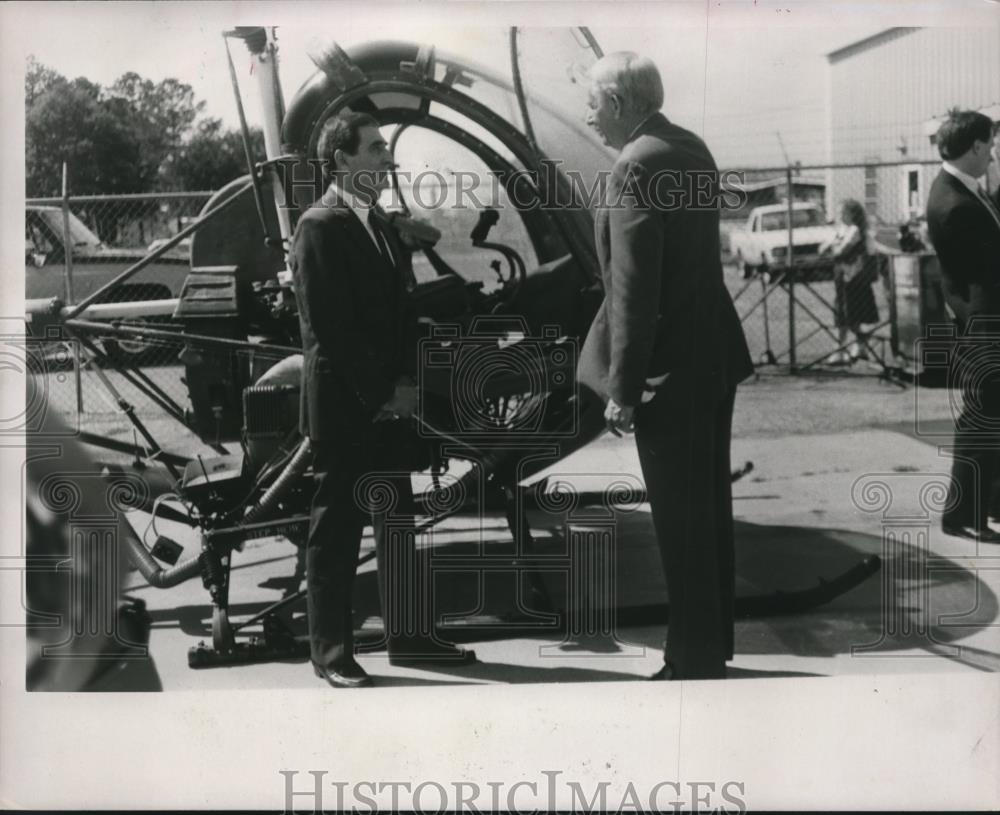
[942,524,1000,544]
[648,662,676,681]
[312,660,373,688]
[388,640,477,667]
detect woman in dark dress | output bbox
[822,198,879,363]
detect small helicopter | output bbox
[25,26,879,668]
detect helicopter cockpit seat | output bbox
[506,252,600,341]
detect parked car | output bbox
[728,202,839,277]
[26,205,191,364]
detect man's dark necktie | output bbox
[367,209,393,264]
[974,185,1000,231]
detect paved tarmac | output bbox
[17,371,995,812]
[119,415,1000,690]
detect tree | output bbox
[25,59,256,202]
[25,55,63,108]
[165,118,265,191]
[25,61,207,196]
[26,74,141,197]
[105,72,205,188]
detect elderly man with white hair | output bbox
[576,52,753,680]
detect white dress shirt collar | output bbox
[942,161,986,197]
[328,182,384,252]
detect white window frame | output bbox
[901,164,923,220]
[863,159,879,219]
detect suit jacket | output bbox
[577,112,753,407]
[926,169,1000,326]
[290,188,413,441]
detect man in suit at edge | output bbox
[992,122,1000,212]
[576,53,754,681]
[926,109,1000,544]
[984,119,1000,210]
[290,112,475,688]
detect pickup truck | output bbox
[728,202,839,278]
[26,205,191,362]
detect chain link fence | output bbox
[27,161,951,435]
[721,159,942,374]
[25,191,213,436]
[26,190,213,253]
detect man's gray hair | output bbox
[590,52,664,116]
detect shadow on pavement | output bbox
[134,513,999,679]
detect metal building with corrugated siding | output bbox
[825,26,1000,226]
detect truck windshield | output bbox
[760,209,825,230]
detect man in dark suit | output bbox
[576,53,753,680]
[290,112,474,688]
[926,109,1000,544]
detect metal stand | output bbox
[735,262,906,386]
[733,271,780,366]
[793,270,906,387]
